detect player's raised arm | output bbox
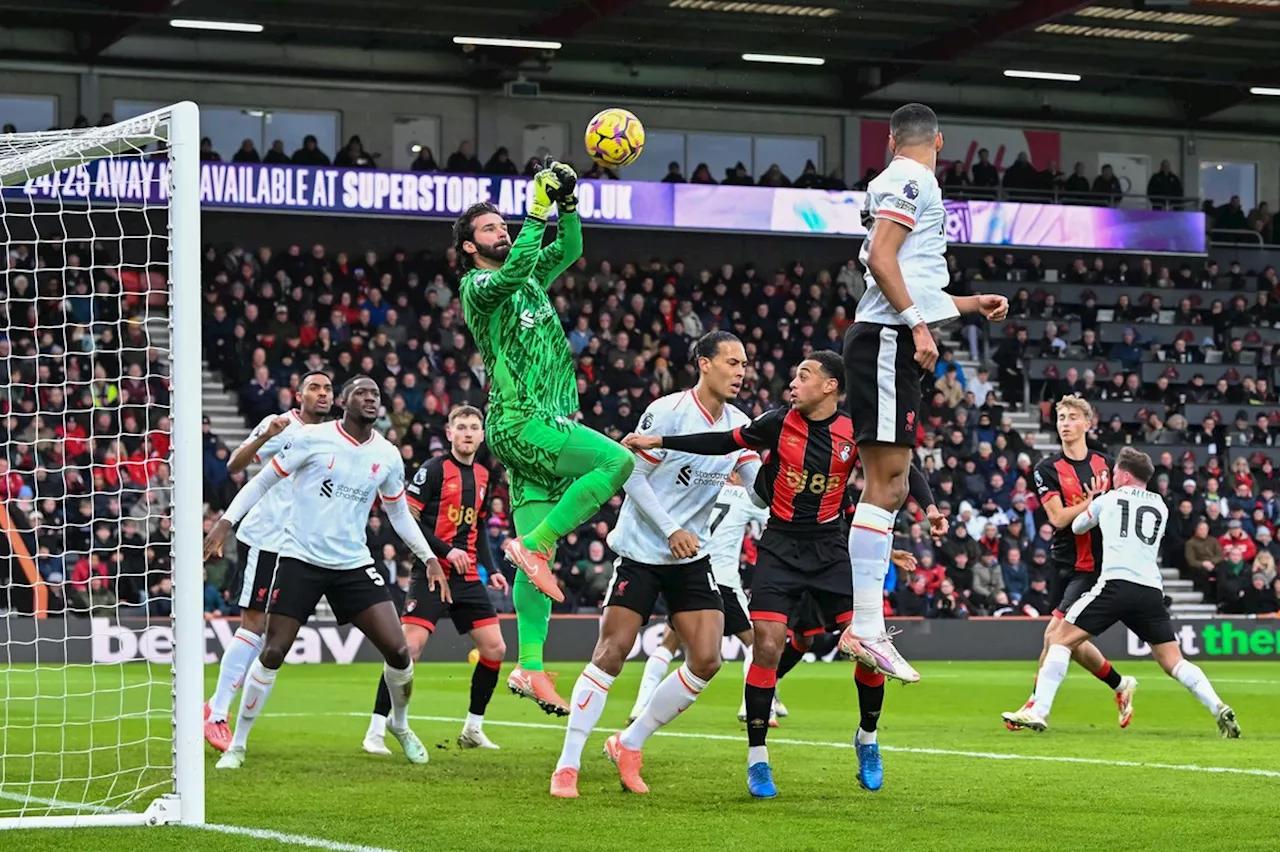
[228,413,291,474]
[1070,491,1110,534]
[624,407,785,457]
[532,162,583,284]
[204,430,313,558]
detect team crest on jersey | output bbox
[641,413,654,430]
[837,442,854,462]
[369,463,381,479]
[903,180,920,200]
[406,600,416,613]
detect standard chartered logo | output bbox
[1127,621,1280,658]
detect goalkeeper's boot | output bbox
[839,626,920,684]
[747,761,777,799]
[507,667,569,716]
[1216,704,1241,739]
[503,538,565,603]
[550,767,579,799]
[603,733,649,794]
[1115,676,1138,729]
[1001,707,1048,732]
[215,747,246,770]
[388,725,429,764]
[856,741,884,792]
[203,702,232,753]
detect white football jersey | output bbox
[1072,486,1168,590]
[270,421,407,571]
[235,410,307,552]
[706,485,770,589]
[856,156,958,328]
[608,391,759,565]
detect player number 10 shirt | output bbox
[269,421,407,571]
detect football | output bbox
[584,107,645,169]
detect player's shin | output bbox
[383,662,415,731]
[744,663,777,766]
[556,663,615,771]
[1171,659,1225,714]
[849,504,895,638]
[468,656,503,724]
[208,628,263,722]
[229,659,277,752]
[620,664,707,751]
[629,646,673,720]
[1029,644,1072,717]
[366,677,392,741]
[854,664,886,744]
[512,575,552,670]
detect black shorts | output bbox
[235,540,280,613]
[1048,568,1098,619]
[788,593,828,639]
[720,584,751,637]
[1065,578,1176,646]
[749,530,852,633]
[269,557,393,625]
[844,322,921,447]
[402,568,499,635]
[603,555,723,623]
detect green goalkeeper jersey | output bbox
[459,213,583,427]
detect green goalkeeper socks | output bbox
[521,428,634,554]
[512,502,556,671]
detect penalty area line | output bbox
[192,822,407,852]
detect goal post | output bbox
[0,102,204,829]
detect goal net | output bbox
[0,103,204,829]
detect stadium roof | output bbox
[5,0,1280,128]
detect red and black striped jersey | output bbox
[405,454,494,580]
[731,406,858,535]
[1033,450,1112,574]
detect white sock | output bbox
[383,662,414,731]
[856,727,877,745]
[556,663,614,771]
[619,663,708,751]
[1172,660,1223,714]
[1030,644,1071,717]
[464,712,484,731]
[230,659,276,751]
[849,503,895,638]
[366,713,387,739]
[208,628,262,722]
[747,745,768,766]
[630,647,673,717]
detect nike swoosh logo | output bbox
[245,698,259,711]
[577,693,593,711]
[327,455,335,470]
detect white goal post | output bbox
[0,102,203,828]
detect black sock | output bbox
[1096,660,1122,691]
[469,658,502,716]
[744,664,777,747]
[855,664,885,733]
[776,637,806,681]
[373,675,392,717]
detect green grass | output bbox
[2,660,1277,852]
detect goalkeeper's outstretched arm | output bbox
[460,216,548,315]
[532,210,583,285]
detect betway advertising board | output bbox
[2,617,1276,665]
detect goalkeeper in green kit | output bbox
[456,158,635,715]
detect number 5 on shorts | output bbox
[365,567,386,587]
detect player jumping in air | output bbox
[456,158,635,717]
[624,351,938,797]
[550,332,760,798]
[1008,395,1136,730]
[842,102,1007,684]
[363,405,509,755]
[1004,448,1240,738]
[204,370,332,752]
[203,376,449,769]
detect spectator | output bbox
[1219,519,1257,563]
[1241,572,1279,614]
[334,135,375,169]
[792,160,823,189]
[1146,160,1183,209]
[291,134,331,166]
[199,137,222,162]
[931,578,970,619]
[661,161,685,183]
[1000,152,1038,198]
[971,553,1006,611]
[758,164,790,187]
[689,162,716,184]
[722,162,753,186]
[446,141,483,173]
[1001,548,1028,605]
[1091,164,1122,206]
[483,147,518,176]
[232,139,261,163]
[1246,202,1273,243]
[1021,574,1052,616]
[1214,546,1251,611]
[970,149,998,196]
[410,146,439,172]
[897,573,931,616]
[263,140,290,164]
[1214,196,1248,232]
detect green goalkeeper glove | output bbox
[528,157,562,221]
[546,160,578,214]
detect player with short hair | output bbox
[1008,395,1136,729]
[362,404,510,755]
[1003,448,1240,738]
[204,370,333,752]
[549,331,760,799]
[456,160,635,717]
[842,102,1008,683]
[203,376,450,769]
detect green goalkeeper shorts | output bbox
[486,415,578,509]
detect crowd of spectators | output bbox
[932,152,1188,209]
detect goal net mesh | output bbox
[0,113,181,822]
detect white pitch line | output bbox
[192,822,406,852]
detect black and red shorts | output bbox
[749,529,852,634]
[402,569,499,635]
